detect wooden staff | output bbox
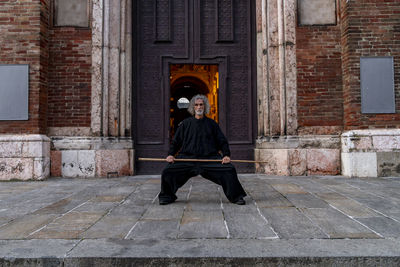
[138,157,269,164]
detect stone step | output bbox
[0,239,399,266]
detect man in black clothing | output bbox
[159,94,247,205]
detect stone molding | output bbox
[0,135,50,180]
[341,129,400,177]
[257,135,340,149]
[341,129,400,152]
[48,127,91,136]
[51,136,133,150]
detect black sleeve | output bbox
[215,123,231,157]
[168,122,184,156]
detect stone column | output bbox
[91,0,103,136]
[91,0,132,137]
[283,0,297,136]
[257,0,297,137]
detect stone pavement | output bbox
[0,174,399,266]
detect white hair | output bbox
[187,94,210,115]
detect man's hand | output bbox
[222,156,231,164]
[166,155,175,163]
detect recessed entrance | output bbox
[134,0,256,174]
[169,64,219,140]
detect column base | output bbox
[341,129,400,177]
[0,135,50,180]
[255,135,341,176]
[51,137,134,178]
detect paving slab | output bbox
[301,208,380,239]
[127,220,181,239]
[178,210,227,238]
[73,202,118,213]
[141,204,184,220]
[259,207,328,239]
[390,212,400,221]
[284,193,329,208]
[316,192,380,218]
[0,214,56,239]
[289,178,335,193]
[357,216,400,238]
[0,175,397,265]
[32,196,93,215]
[270,183,308,194]
[345,179,400,200]
[249,191,294,208]
[222,202,277,239]
[81,215,140,239]
[347,194,400,216]
[30,211,105,239]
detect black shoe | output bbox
[159,199,174,205]
[234,198,245,205]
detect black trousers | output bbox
[159,162,247,203]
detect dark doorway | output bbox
[133,0,256,174]
[170,79,203,139]
[169,64,219,140]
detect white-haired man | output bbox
[159,94,247,205]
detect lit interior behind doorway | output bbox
[169,64,219,140]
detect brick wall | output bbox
[341,0,400,130]
[47,25,92,128]
[0,0,49,134]
[296,23,343,134]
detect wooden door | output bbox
[134,0,256,174]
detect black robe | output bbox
[169,116,230,159]
[159,116,247,203]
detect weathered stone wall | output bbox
[256,136,341,176]
[341,0,400,129]
[50,137,133,177]
[0,135,50,180]
[342,129,400,177]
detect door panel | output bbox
[134,0,255,174]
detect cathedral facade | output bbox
[0,0,399,179]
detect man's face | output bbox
[194,99,205,116]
